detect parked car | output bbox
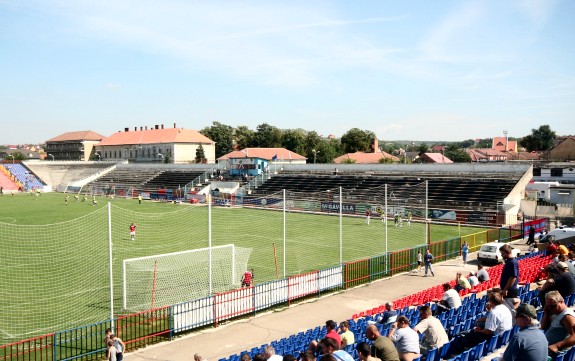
[477,242,521,264]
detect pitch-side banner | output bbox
[320,202,355,213]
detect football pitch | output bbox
[0,192,484,344]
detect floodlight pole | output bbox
[283,189,286,278]
[385,184,388,254]
[208,191,212,294]
[339,186,343,265]
[107,202,115,330]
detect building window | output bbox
[533,168,541,176]
[551,168,563,177]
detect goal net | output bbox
[122,244,252,311]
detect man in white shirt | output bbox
[462,290,512,350]
[468,272,479,287]
[414,305,449,355]
[436,283,461,315]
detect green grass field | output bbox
[0,192,483,344]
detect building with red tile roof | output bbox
[492,137,518,152]
[45,130,105,161]
[333,151,399,164]
[96,124,215,164]
[416,152,453,164]
[466,148,507,162]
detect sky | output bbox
[1,0,574,145]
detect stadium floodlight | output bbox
[95,152,101,160]
[48,154,54,161]
[312,149,319,164]
[7,154,14,164]
[157,153,164,162]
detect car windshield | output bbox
[481,245,498,253]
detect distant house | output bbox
[96,124,215,164]
[218,147,307,176]
[506,151,541,161]
[492,137,518,153]
[546,137,575,161]
[466,148,507,162]
[45,130,105,161]
[415,152,453,164]
[431,145,447,153]
[333,151,399,164]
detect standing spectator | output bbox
[538,262,575,306]
[541,291,575,356]
[111,334,125,361]
[387,316,420,361]
[437,283,462,315]
[416,251,422,273]
[339,321,355,349]
[499,244,519,299]
[527,225,535,245]
[502,304,548,361]
[461,241,469,265]
[477,264,490,283]
[423,249,434,277]
[107,340,118,361]
[413,305,448,355]
[365,324,400,361]
[264,345,282,361]
[356,342,382,361]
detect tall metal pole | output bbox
[107,202,115,329]
[283,189,286,278]
[208,193,212,294]
[385,185,388,254]
[339,187,343,264]
[425,180,429,245]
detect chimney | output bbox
[124,127,129,132]
[145,126,148,130]
[155,124,159,130]
[134,127,137,131]
[372,138,379,153]
[173,123,177,128]
[161,124,164,129]
[140,127,143,131]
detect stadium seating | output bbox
[142,170,207,189]
[3,164,44,190]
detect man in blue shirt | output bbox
[503,304,548,361]
[499,244,519,298]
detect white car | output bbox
[477,242,521,264]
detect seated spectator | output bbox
[558,254,575,276]
[538,262,575,306]
[298,351,316,361]
[541,291,575,357]
[547,241,559,256]
[413,305,449,355]
[468,272,479,288]
[264,345,283,361]
[365,324,400,361]
[558,242,569,256]
[502,304,548,361]
[241,354,252,361]
[283,356,296,361]
[338,321,355,349]
[387,316,420,361]
[356,342,381,361]
[454,272,471,292]
[476,264,490,283]
[318,337,354,361]
[461,290,512,351]
[376,302,398,325]
[254,354,267,361]
[436,283,461,315]
[309,320,341,352]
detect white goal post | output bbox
[122,244,252,311]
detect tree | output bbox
[252,123,282,148]
[520,125,557,152]
[195,145,206,164]
[340,128,374,153]
[200,121,234,159]
[444,144,471,162]
[417,143,430,153]
[475,138,492,148]
[234,126,255,149]
[281,129,306,154]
